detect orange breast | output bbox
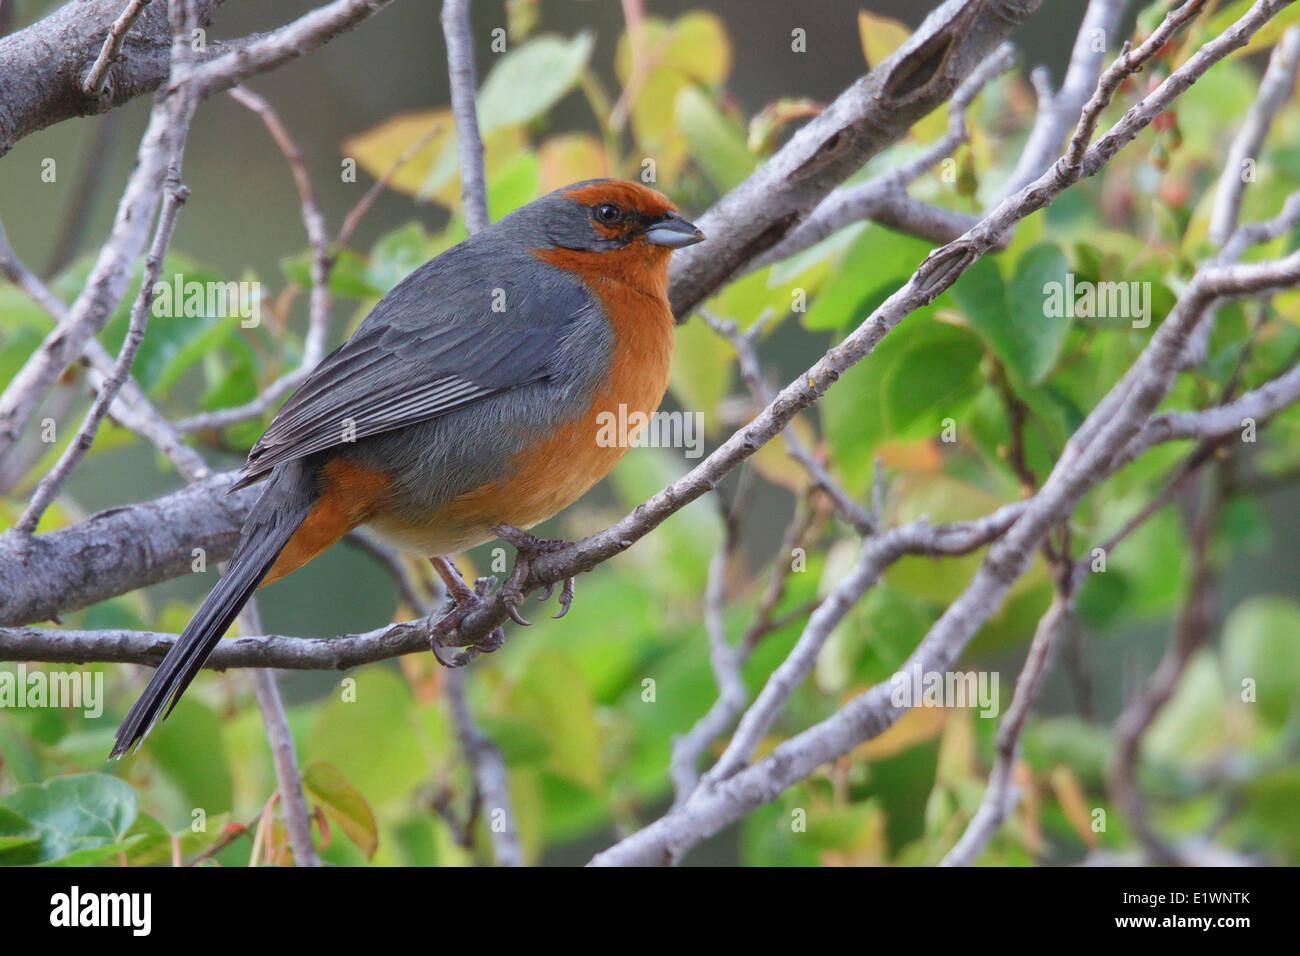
[430,247,676,539]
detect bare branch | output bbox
[15,176,191,534]
[941,581,1076,866]
[0,220,209,483]
[0,471,257,626]
[701,310,874,534]
[83,0,155,99]
[0,0,225,155]
[1108,478,1220,864]
[668,0,1043,317]
[441,0,489,235]
[184,0,396,101]
[1209,26,1300,246]
[227,85,332,378]
[999,0,1128,198]
[587,2,1300,863]
[1061,0,1207,175]
[445,670,521,866]
[241,600,323,867]
[701,504,1027,790]
[12,0,200,533]
[7,0,1288,655]
[0,0,396,458]
[669,494,749,804]
[751,43,1018,269]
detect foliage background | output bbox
[1,0,1298,865]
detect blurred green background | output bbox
[2,0,1299,866]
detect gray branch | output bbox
[0,0,224,156]
[0,0,396,461]
[241,598,323,868]
[667,0,1042,317]
[998,0,1128,198]
[751,42,1018,270]
[441,0,489,235]
[16,31,198,533]
[82,0,157,99]
[0,220,209,484]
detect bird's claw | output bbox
[553,576,576,619]
[501,583,532,627]
[426,572,507,668]
[491,523,578,622]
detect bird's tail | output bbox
[110,463,317,758]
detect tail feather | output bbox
[111,464,317,758]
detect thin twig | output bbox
[441,0,489,234]
[82,0,154,98]
[15,0,199,533]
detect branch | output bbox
[586,2,1300,863]
[668,482,750,803]
[1184,26,1300,367]
[7,0,1288,653]
[700,504,1027,788]
[0,471,257,626]
[0,618,431,669]
[15,173,191,534]
[940,579,1076,866]
[226,85,333,379]
[241,600,323,867]
[1208,25,1300,246]
[1108,476,1220,864]
[1,0,1035,565]
[0,0,224,155]
[16,31,198,533]
[750,42,1018,270]
[999,0,1128,198]
[667,0,1042,317]
[441,0,489,234]
[0,220,209,484]
[0,0,396,459]
[82,0,156,99]
[700,310,874,534]
[0,49,197,462]
[445,669,521,866]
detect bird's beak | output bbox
[642,210,705,248]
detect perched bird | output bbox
[111,179,703,757]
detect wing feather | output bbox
[231,245,593,490]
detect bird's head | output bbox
[509,179,704,258]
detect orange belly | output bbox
[272,253,677,569]
[373,273,676,556]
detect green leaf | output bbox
[486,150,542,221]
[949,244,1072,384]
[803,226,931,332]
[365,223,433,296]
[1008,243,1072,382]
[0,807,40,866]
[282,247,379,299]
[305,669,430,807]
[301,761,379,860]
[0,773,138,865]
[147,698,234,814]
[675,86,755,192]
[880,325,983,433]
[507,650,604,791]
[478,32,595,132]
[1222,596,1300,729]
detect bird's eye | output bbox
[594,202,623,224]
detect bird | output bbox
[110,178,704,757]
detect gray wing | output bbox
[232,245,592,489]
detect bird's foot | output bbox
[426,557,506,668]
[491,524,578,624]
